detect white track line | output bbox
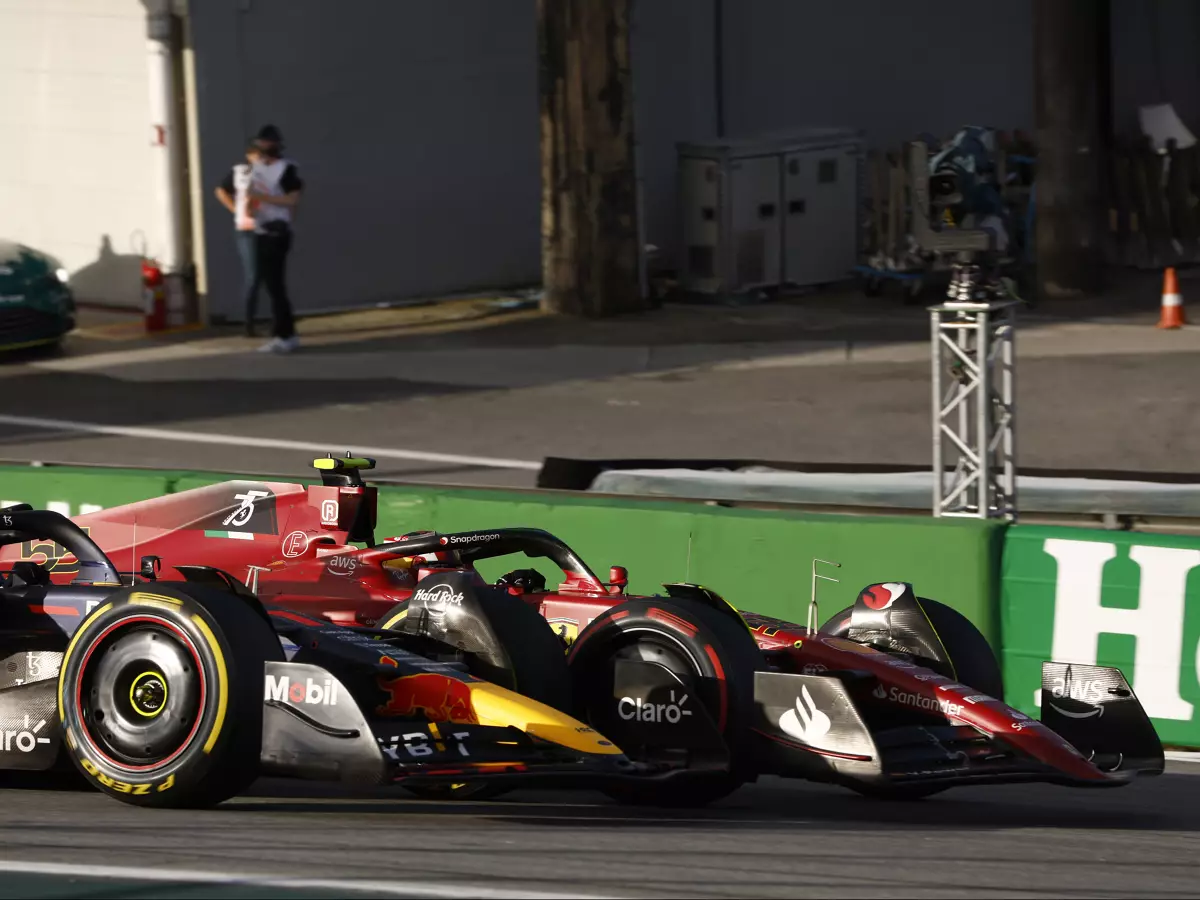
[1165,751,1200,763]
[0,413,542,472]
[0,860,610,899]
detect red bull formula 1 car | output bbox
[0,507,653,807]
[2,457,1165,806]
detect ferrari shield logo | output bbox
[548,618,578,648]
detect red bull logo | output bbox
[376,672,478,724]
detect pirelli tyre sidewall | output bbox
[566,596,763,805]
[57,584,282,808]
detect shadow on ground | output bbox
[221,769,1199,834]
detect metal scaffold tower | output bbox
[930,262,1018,519]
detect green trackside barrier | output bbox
[4,465,1008,648]
[0,465,175,514]
[1002,524,1200,747]
[171,474,1006,646]
[368,486,1007,647]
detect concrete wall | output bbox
[180,0,1200,317]
[188,0,722,320]
[717,0,1200,150]
[716,0,1200,149]
[721,0,1035,150]
[5,0,1182,319]
[641,0,1200,272]
[188,0,543,321]
[0,0,159,307]
[631,0,718,272]
[631,0,1037,272]
[1112,0,1200,137]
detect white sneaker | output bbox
[275,336,300,353]
[257,337,282,352]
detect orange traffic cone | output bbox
[1158,268,1186,328]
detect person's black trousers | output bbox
[256,229,295,339]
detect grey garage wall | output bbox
[630,0,717,275]
[719,0,1200,152]
[651,0,1200,271]
[1111,0,1200,137]
[188,0,542,321]
[640,0,1039,274]
[720,0,1035,149]
[186,0,1200,321]
[187,0,717,320]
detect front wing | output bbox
[749,664,1164,791]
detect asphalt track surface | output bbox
[4,290,1200,487]
[0,762,1196,898]
[1,287,1199,897]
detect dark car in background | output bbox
[0,239,75,352]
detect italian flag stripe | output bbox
[204,530,255,540]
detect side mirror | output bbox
[140,555,162,581]
[607,565,628,595]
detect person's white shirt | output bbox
[250,157,301,233]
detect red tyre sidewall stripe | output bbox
[647,607,698,638]
[75,614,207,774]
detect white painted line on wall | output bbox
[1165,750,1200,763]
[0,860,611,899]
[0,413,542,472]
[0,501,102,516]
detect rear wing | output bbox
[313,454,376,487]
[308,455,377,545]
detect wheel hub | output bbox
[130,671,168,717]
[80,624,202,766]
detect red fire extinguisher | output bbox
[142,257,167,332]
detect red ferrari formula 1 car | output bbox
[8,457,1165,805]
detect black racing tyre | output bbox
[377,593,573,802]
[566,597,763,808]
[57,583,283,808]
[819,596,1004,702]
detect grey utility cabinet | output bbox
[678,128,865,296]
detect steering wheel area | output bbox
[494,568,547,595]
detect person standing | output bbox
[246,125,304,352]
[214,125,304,351]
[214,141,265,336]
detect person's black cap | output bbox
[255,124,283,144]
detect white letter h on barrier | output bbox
[1041,538,1197,721]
